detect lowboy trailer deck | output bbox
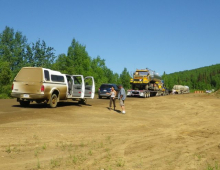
[127,89,165,98]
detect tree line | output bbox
[162,64,220,91]
[1,26,219,98]
[0,26,131,98]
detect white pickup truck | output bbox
[11,67,95,108]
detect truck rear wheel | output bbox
[19,101,30,107]
[49,94,58,108]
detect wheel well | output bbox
[52,90,59,97]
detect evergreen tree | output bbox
[165,64,220,91]
[120,68,131,89]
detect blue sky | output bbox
[1,0,219,75]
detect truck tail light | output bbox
[41,85,45,92]
[12,84,14,90]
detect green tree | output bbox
[51,53,70,73]
[120,68,131,89]
[165,64,220,91]
[90,56,108,91]
[0,26,57,98]
[0,26,28,77]
[0,60,12,98]
[25,40,55,68]
[67,39,91,75]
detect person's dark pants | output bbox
[109,97,116,109]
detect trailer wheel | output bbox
[49,94,58,108]
[145,85,149,90]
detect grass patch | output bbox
[206,161,220,170]
[116,158,125,167]
[56,141,75,151]
[68,153,87,165]
[88,149,93,156]
[98,141,104,148]
[34,148,40,157]
[50,157,63,168]
[33,135,39,140]
[72,155,78,164]
[5,144,11,153]
[42,143,47,150]
[80,141,85,147]
[106,136,112,144]
[195,153,202,161]
[104,148,111,161]
[37,158,41,169]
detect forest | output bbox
[162,64,220,91]
[0,26,219,98]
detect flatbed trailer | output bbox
[128,68,168,98]
[127,89,165,98]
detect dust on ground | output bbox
[0,93,220,170]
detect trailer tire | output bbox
[145,85,149,90]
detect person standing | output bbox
[106,87,116,110]
[118,85,126,114]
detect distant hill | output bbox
[162,64,220,91]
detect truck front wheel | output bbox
[49,94,58,108]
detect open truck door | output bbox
[71,75,85,98]
[84,76,95,99]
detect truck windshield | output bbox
[137,72,149,76]
[14,68,42,82]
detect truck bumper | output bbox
[11,92,47,100]
[127,91,144,97]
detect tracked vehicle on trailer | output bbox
[127,68,166,98]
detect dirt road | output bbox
[0,93,220,170]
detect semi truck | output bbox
[127,69,166,98]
